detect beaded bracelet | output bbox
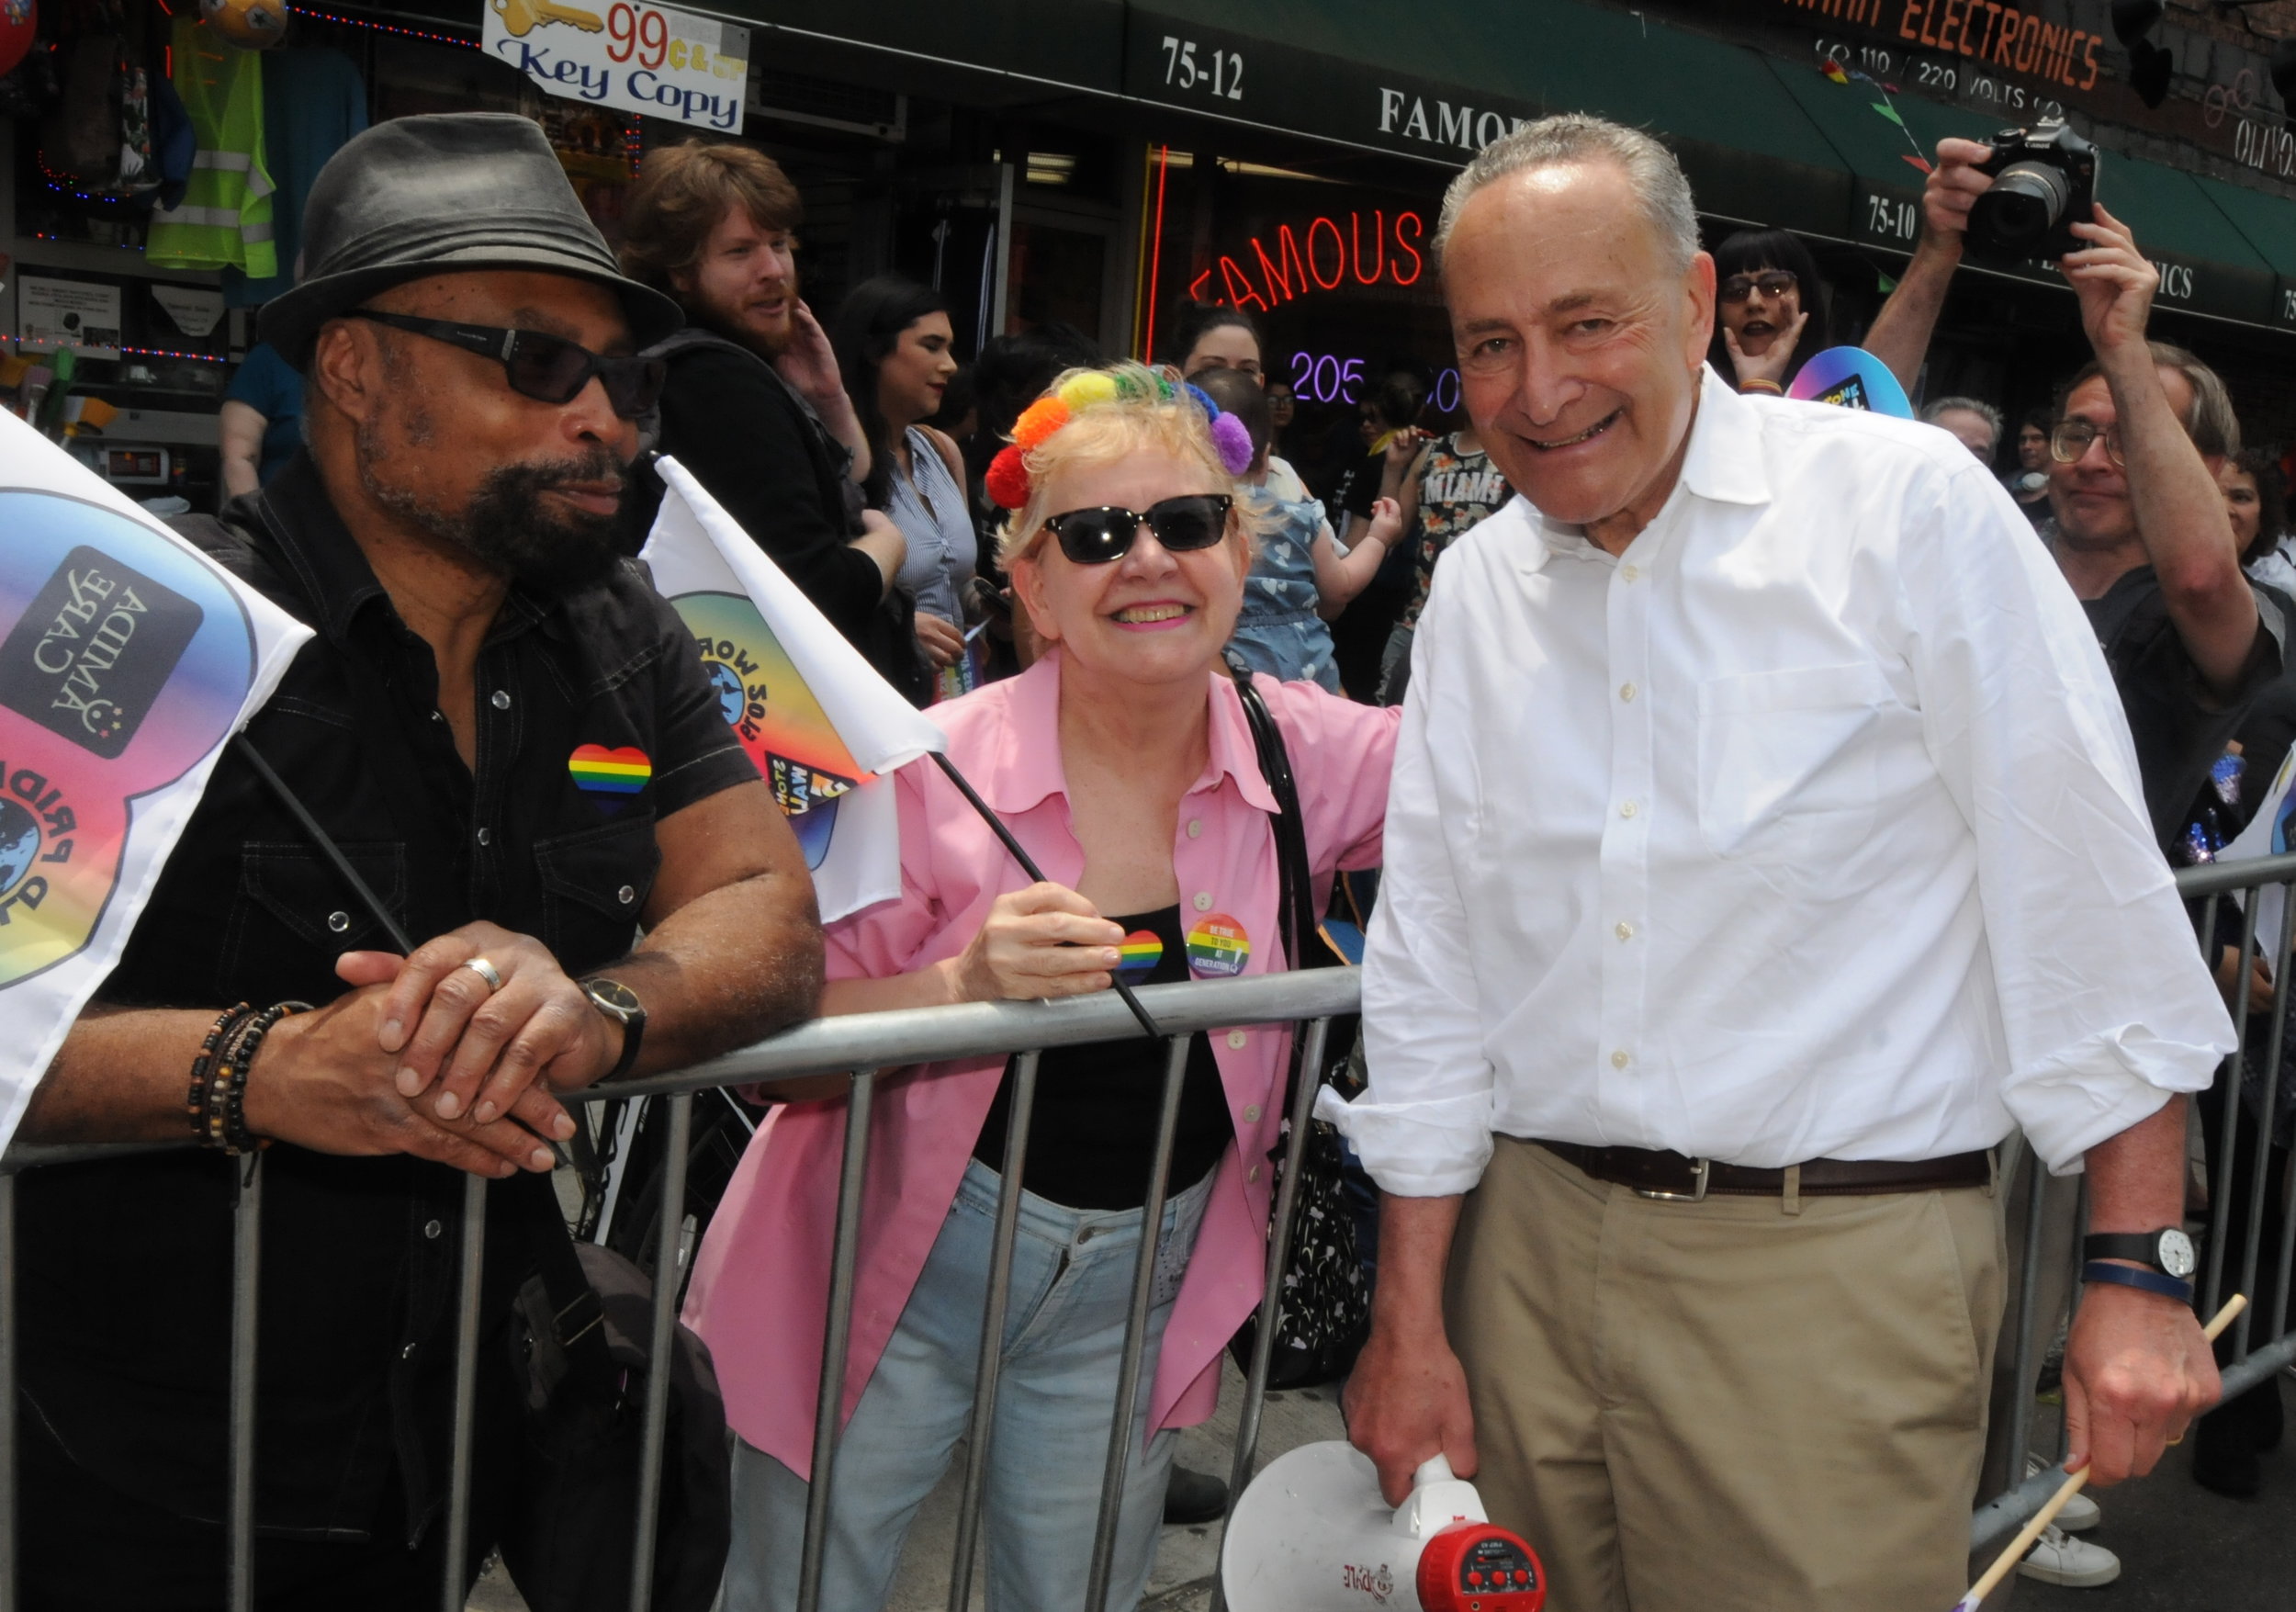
[204,1000,312,1155]
[187,1004,255,1144]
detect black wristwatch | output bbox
[580,977,646,1081]
[2083,1227,2198,1281]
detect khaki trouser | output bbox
[1448,1136,2006,1612]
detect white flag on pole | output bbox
[0,411,311,1152]
[640,457,946,923]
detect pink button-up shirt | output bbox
[685,652,1397,1474]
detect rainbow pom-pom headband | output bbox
[985,367,1256,512]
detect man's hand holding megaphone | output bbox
[1343,1196,1480,1506]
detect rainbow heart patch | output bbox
[568,744,651,811]
[1114,929,1164,984]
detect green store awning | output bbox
[1122,0,1851,235]
[742,0,2296,333]
[2193,174,2296,333]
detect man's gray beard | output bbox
[355,415,628,597]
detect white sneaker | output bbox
[2026,1456,2102,1532]
[2017,1526,2121,1587]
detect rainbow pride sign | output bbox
[0,415,309,1149]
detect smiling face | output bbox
[1717,265,1801,358]
[2221,460,2262,553]
[1444,160,1712,534]
[1009,446,1249,692]
[2050,368,2196,553]
[308,268,640,593]
[877,310,957,430]
[674,205,799,355]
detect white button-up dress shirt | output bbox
[1329,367,2234,1196]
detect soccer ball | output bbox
[200,0,287,49]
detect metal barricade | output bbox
[1970,849,2296,1550]
[7,840,2296,1603]
[0,967,1357,1612]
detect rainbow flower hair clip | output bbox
[985,366,1257,511]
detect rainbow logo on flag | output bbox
[1115,929,1163,983]
[567,743,652,806]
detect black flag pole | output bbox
[929,750,1163,1040]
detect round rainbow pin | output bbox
[1114,929,1163,984]
[1185,913,1250,978]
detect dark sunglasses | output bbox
[348,310,666,419]
[1041,494,1233,565]
[1719,269,1798,304]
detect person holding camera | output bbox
[1866,131,2285,1589]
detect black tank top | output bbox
[973,904,1232,1210]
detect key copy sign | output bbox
[484,0,748,132]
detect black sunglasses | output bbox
[1719,269,1798,304]
[1041,494,1233,565]
[348,310,666,419]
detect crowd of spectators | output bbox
[32,106,2296,1611]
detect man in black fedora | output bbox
[14,113,823,1606]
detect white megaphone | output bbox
[1221,1441,1546,1612]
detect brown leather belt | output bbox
[1535,1140,1992,1201]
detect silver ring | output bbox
[461,956,503,992]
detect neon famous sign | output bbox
[1185,209,1427,312]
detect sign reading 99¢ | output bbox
[485,0,749,133]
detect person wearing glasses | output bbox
[1705,228,1829,396]
[11,115,827,1606]
[688,364,1400,1612]
[1863,131,2283,1589]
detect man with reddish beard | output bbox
[1326,114,2235,1610]
[619,141,918,698]
[13,115,824,1605]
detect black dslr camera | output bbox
[1966,120,2098,264]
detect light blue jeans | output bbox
[721,1157,1213,1612]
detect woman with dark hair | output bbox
[1168,301,1263,379]
[2225,445,2292,592]
[1706,228,1830,395]
[832,276,977,693]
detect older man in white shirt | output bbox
[1330,114,2232,1611]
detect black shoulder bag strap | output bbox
[1223,658,1316,974]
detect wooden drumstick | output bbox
[1952,1292,2247,1612]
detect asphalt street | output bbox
[2015,1376,2293,1612]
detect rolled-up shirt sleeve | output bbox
[1902,462,2234,1174]
[1320,581,1498,1197]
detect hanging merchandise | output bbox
[198,0,286,51]
[225,45,367,305]
[146,17,277,278]
[39,28,124,186]
[113,61,155,193]
[0,0,36,80]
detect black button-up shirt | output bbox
[17,453,758,1539]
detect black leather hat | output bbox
[258,113,682,369]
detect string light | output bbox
[287,5,477,48]
[1,335,227,363]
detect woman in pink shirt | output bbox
[688,364,1398,1612]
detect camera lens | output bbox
[1972,161,2071,251]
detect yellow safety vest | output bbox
[146,18,276,279]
